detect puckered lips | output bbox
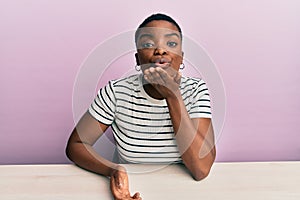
[151,57,171,69]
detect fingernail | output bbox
[149,67,155,72]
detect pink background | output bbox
[1,0,299,164]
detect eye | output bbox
[167,41,178,48]
[141,42,154,48]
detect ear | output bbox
[135,52,140,66]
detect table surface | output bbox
[1,161,299,200]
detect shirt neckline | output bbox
[138,74,166,105]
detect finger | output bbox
[112,172,122,189]
[112,170,126,189]
[152,67,167,86]
[143,68,154,84]
[147,67,165,86]
[154,74,166,86]
[132,192,142,199]
[110,176,118,195]
[117,173,127,189]
[110,176,122,190]
[155,67,169,83]
[132,192,140,198]
[174,71,182,84]
[143,68,150,77]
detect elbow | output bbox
[193,148,216,181]
[193,168,211,181]
[65,143,74,162]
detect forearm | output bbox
[179,132,215,180]
[166,93,215,180]
[66,139,118,177]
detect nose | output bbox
[154,47,167,55]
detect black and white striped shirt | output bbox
[89,74,211,164]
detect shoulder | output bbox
[107,74,141,95]
[110,74,140,87]
[180,76,207,90]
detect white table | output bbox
[1,162,299,200]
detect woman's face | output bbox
[135,20,183,77]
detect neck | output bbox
[142,77,164,100]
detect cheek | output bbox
[137,51,152,72]
[137,50,152,63]
[172,55,183,67]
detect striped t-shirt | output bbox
[89,74,211,164]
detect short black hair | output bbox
[135,13,182,44]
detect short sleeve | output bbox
[188,79,212,119]
[88,81,116,125]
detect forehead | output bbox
[143,20,179,32]
[137,20,181,40]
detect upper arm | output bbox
[191,117,216,159]
[68,111,109,146]
[69,81,116,146]
[189,78,215,158]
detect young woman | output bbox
[66,13,216,200]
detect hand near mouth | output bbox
[143,66,181,99]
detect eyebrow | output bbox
[165,33,180,38]
[138,32,181,41]
[138,33,153,40]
